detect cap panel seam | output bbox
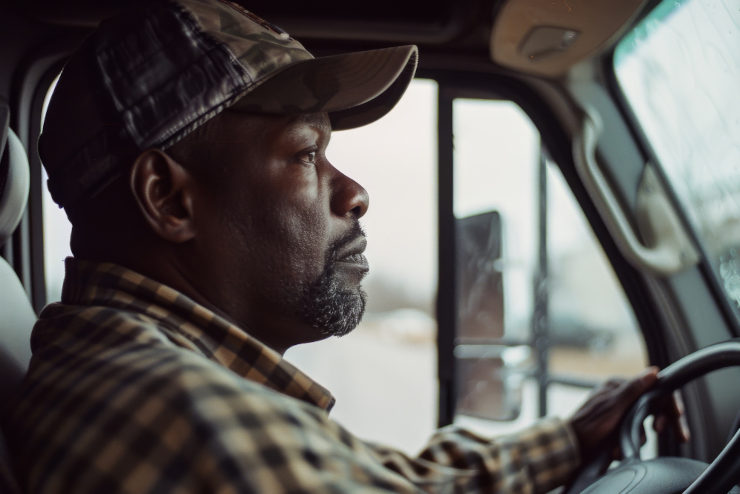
[96,0,251,150]
[153,0,255,149]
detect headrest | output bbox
[0,105,30,246]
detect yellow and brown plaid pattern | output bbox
[8,258,580,493]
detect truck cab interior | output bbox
[1,0,739,492]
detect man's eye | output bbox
[300,151,317,165]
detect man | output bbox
[7,0,687,492]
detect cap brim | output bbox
[230,45,418,130]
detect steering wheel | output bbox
[565,340,740,494]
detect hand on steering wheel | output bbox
[565,341,740,494]
[568,366,689,464]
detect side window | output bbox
[450,98,647,434]
[41,74,71,303]
[42,166,71,302]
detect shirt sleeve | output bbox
[0,446,22,494]
[364,418,581,493]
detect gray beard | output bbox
[298,224,367,337]
[300,264,367,337]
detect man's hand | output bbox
[568,366,690,461]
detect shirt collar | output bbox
[60,257,336,411]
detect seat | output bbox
[0,103,36,494]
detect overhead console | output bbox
[490,0,647,77]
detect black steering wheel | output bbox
[565,340,740,494]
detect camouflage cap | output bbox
[40,0,418,208]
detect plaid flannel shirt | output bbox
[8,259,580,493]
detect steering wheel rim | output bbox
[565,340,740,494]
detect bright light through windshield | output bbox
[614,0,740,310]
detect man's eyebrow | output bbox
[290,113,331,133]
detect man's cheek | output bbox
[266,207,323,263]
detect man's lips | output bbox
[335,236,369,271]
[337,254,369,274]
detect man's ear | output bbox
[129,149,197,243]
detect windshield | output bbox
[614,0,740,313]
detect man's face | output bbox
[189,111,370,353]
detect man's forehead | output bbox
[288,113,332,133]
[220,110,330,132]
[195,111,331,155]
[277,113,332,147]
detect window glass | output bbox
[451,99,646,436]
[42,168,72,303]
[41,74,71,303]
[453,101,538,342]
[614,0,740,316]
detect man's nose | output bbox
[331,171,369,219]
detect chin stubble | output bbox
[298,223,368,337]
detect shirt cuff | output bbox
[521,417,582,493]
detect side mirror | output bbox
[454,211,526,421]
